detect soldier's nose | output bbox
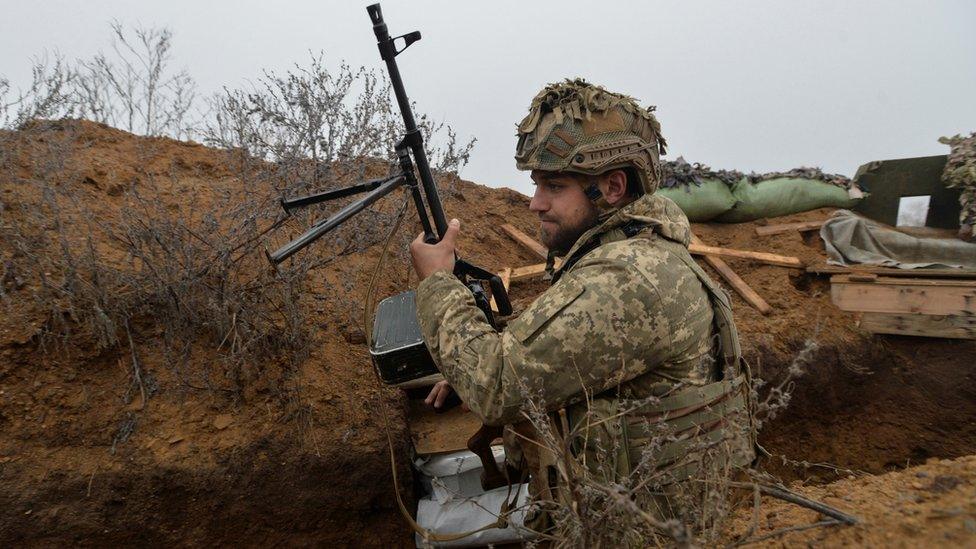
[529,189,548,213]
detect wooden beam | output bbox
[500,224,548,259]
[807,264,976,279]
[858,312,976,340]
[691,235,772,315]
[755,220,825,236]
[510,263,547,282]
[832,275,976,288]
[688,243,804,268]
[830,275,976,315]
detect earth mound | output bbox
[1,120,973,545]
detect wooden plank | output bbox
[832,275,976,288]
[690,235,772,315]
[755,220,825,236]
[509,259,564,282]
[807,264,976,279]
[500,224,548,259]
[830,276,976,315]
[688,243,804,268]
[490,267,512,313]
[859,312,976,340]
[510,263,547,281]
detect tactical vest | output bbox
[509,228,756,528]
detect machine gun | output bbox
[267,3,512,386]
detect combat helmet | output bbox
[515,78,668,198]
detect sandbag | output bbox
[715,177,858,223]
[655,178,737,222]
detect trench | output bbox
[1,327,972,547]
[754,335,976,483]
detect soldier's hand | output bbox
[410,218,459,281]
[425,380,454,409]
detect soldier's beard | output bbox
[539,204,600,255]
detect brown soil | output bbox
[1,120,973,545]
[693,212,976,483]
[725,455,976,547]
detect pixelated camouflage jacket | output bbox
[416,193,717,427]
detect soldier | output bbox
[409,79,754,533]
[939,132,976,242]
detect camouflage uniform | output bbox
[939,132,976,241]
[416,79,754,528]
[416,193,754,522]
[417,194,716,426]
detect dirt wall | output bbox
[1,121,973,546]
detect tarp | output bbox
[415,447,507,503]
[820,210,976,269]
[415,484,535,548]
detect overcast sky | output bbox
[2,0,975,197]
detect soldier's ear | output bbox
[601,170,629,206]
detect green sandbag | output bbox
[715,177,858,223]
[656,178,737,222]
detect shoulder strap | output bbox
[670,250,742,377]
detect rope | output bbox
[362,192,411,349]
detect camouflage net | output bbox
[748,166,851,188]
[939,132,976,191]
[938,132,976,238]
[516,78,667,196]
[661,157,853,190]
[660,157,744,188]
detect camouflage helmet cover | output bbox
[515,78,668,195]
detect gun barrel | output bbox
[369,4,448,241]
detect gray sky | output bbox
[2,0,975,197]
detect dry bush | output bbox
[0,23,195,137]
[2,130,315,394]
[0,54,77,130]
[201,51,474,192]
[198,50,475,321]
[74,22,196,138]
[1,24,476,452]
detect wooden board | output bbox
[832,275,976,288]
[407,398,482,455]
[830,275,976,316]
[688,243,804,268]
[755,220,825,236]
[690,235,772,315]
[510,263,547,281]
[500,224,547,259]
[508,260,563,282]
[858,312,976,340]
[807,264,976,279]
